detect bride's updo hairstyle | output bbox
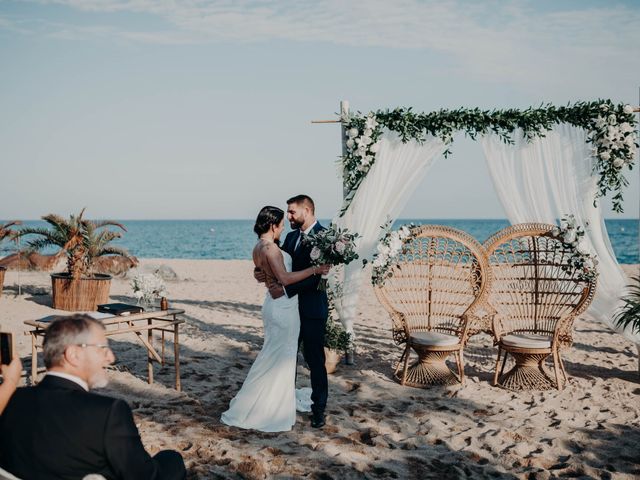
[254,206,284,238]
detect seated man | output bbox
[0,315,186,480]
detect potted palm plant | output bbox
[614,276,640,375]
[0,221,22,298]
[16,209,132,311]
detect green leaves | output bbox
[341,100,638,215]
[614,276,640,335]
[324,317,352,351]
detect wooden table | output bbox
[24,308,185,391]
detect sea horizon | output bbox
[2,218,638,264]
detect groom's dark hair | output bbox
[286,194,315,214]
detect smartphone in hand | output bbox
[0,332,13,365]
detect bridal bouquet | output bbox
[131,273,168,306]
[302,225,360,290]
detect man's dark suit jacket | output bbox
[0,375,160,480]
[282,222,329,319]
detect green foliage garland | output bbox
[340,100,638,215]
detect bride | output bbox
[221,206,329,432]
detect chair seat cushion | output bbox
[501,333,552,349]
[410,331,460,347]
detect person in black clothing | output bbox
[0,314,186,480]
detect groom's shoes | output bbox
[310,413,325,429]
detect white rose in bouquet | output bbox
[613,158,624,168]
[348,127,359,138]
[576,240,590,255]
[620,122,633,134]
[377,243,391,257]
[563,230,577,244]
[600,151,610,161]
[365,117,377,130]
[310,246,321,261]
[335,240,346,254]
[346,138,355,149]
[624,105,634,114]
[389,236,404,254]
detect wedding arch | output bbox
[318,100,640,349]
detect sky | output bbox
[0,0,639,221]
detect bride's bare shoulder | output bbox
[263,242,283,258]
[254,241,282,260]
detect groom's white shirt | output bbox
[294,221,317,250]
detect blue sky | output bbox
[0,0,638,220]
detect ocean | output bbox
[2,219,638,264]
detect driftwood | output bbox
[0,252,64,271]
[0,252,138,277]
[92,256,139,277]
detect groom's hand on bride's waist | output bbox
[268,283,285,299]
[254,267,266,283]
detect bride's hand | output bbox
[316,264,331,275]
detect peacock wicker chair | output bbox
[374,225,492,387]
[483,223,597,391]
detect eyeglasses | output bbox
[76,343,112,353]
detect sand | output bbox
[1,260,639,479]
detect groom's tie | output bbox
[294,231,305,252]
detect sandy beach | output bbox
[1,260,639,479]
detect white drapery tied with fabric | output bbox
[480,123,639,345]
[330,130,446,334]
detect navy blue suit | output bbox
[282,222,328,416]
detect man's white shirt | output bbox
[294,221,317,251]
[45,371,89,391]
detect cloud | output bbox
[4,0,640,93]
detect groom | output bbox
[260,194,329,429]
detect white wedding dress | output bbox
[221,250,312,432]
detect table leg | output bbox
[174,322,181,392]
[31,332,38,384]
[147,319,153,385]
[161,330,165,365]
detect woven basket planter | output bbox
[324,347,342,374]
[51,273,112,311]
[0,266,5,299]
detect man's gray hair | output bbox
[43,314,105,368]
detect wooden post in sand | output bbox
[340,100,356,365]
[340,100,349,198]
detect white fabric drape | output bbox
[331,130,446,333]
[480,123,639,344]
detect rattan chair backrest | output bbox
[483,223,597,345]
[375,225,491,344]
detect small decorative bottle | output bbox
[160,297,169,310]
